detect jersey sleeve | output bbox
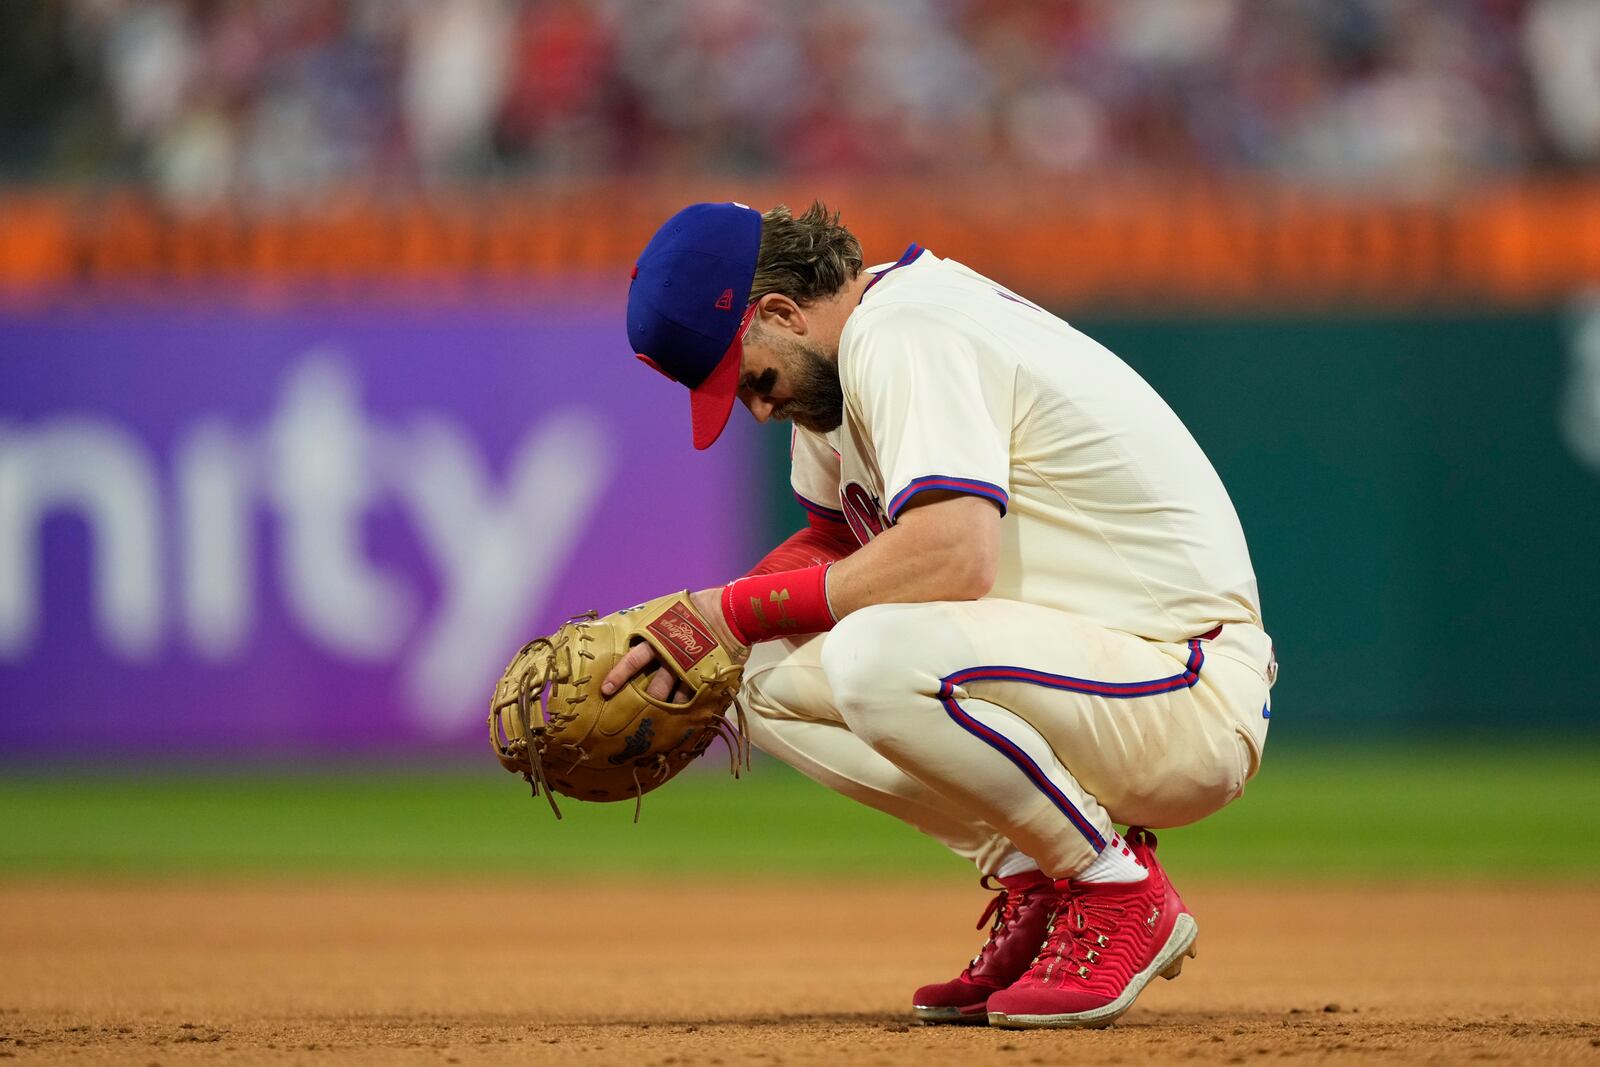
[789,426,845,523]
[845,306,1012,522]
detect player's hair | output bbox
[751,201,863,307]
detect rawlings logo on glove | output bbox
[487,591,746,819]
[646,604,716,669]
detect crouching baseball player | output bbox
[606,201,1276,1029]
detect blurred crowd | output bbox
[3,0,1599,206]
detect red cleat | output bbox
[912,869,1061,1024]
[986,828,1198,1030]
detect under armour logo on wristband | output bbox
[727,567,836,643]
[769,588,796,630]
[750,588,796,631]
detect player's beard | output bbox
[773,335,844,434]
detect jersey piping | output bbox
[859,244,926,302]
[886,475,1009,520]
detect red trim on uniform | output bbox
[860,244,925,302]
[886,475,1009,520]
[794,491,848,523]
[943,640,1206,699]
[938,687,1108,851]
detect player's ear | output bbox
[756,293,806,335]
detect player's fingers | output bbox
[647,666,676,701]
[671,681,694,704]
[601,643,656,696]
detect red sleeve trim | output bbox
[886,475,1009,521]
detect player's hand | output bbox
[600,587,749,701]
[688,586,749,658]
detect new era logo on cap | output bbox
[715,289,734,310]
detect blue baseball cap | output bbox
[627,202,763,449]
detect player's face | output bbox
[737,324,844,434]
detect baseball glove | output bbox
[488,590,747,819]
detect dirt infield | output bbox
[1,880,1596,1065]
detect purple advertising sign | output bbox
[0,292,763,759]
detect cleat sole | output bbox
[989,913,1198,1030]
[913,1003,991,1025]
[1161,937,1198,980]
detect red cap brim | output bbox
[688,305,754,450]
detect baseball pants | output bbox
[736,598,1274,878]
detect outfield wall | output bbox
[1112,309,1600,735]
[0,293,762,758]
[3,297,1598,759]
[764,305,1600,738]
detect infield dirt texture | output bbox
[3,750,1598,1065]
[3,881,1599,1065]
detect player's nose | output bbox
[747,394,777,423]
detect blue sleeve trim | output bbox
[794,491,848,524]
[886,476,1009,520]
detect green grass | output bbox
[1,745,1596,880]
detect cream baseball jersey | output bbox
[791,246,1263,643]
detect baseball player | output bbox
[606,201,1275,1029]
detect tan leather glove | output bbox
[488,591,746,819]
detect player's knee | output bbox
[821,604,941,737]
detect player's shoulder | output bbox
[846,259,1025,374]
[854,255,1037,330]
[840,298,970,389]
[848,263,970,340]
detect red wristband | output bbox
[723,564,836,644]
